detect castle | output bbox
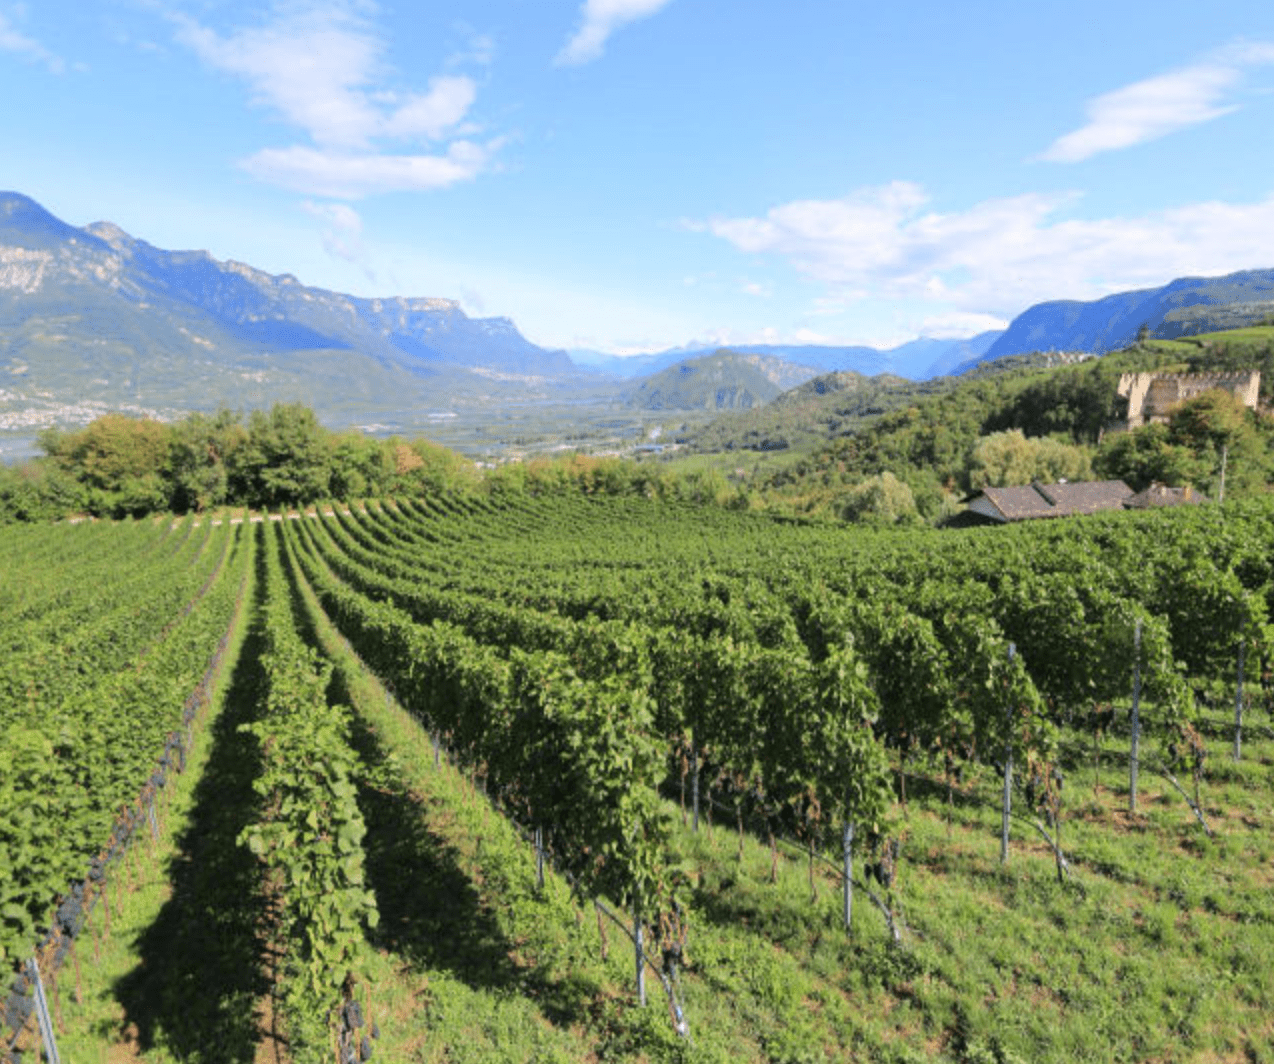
[1115,370,1261,431]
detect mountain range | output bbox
[573,332,1003,381]
[3,190,1273,448]
[0,191,597,437]
[975,269,1274,366]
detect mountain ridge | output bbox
[1,190,578,381]
[977,268,1274,367]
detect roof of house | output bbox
[1123,483,1208,509]
[968,479,1134,522]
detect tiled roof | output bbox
[970,480,1134,522]
[1124,483,1208,509]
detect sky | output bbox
[4,0,1274,356]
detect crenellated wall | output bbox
[1115,370,1261,429]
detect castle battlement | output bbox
[1115,369,1260,430]
[1131,371,1258,383]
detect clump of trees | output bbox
[0,404,478,521]
[759,336,1274,523]
[966,430,1092,490]
[1095,388,1270,496]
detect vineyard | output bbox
[3,495,1274,1063]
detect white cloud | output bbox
[447,30,495,69]
[302,200,363,260]
[1040,42,1274,162]
[245,141,492,198]
[918,312,1010,339]
[556,0,674,66]
[381,76,477,140]
[699,182,1274,319]
[792,328,829,345]
[170,2,489,196]
[0,11,64,72]
[173,5,383,149]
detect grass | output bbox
[50,539,272,1064]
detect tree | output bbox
[168,409,245,512]
[44,414,174,516]
[1093,423,1203,491]
[1168,389,1252,454]
[841,471,919,525]
[0,460,86,523]
[1168,390,1264,498]
[232,404,332,507]
[966,429,1090,490]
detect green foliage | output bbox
[240,521,377,1061]
[0,459,86,522]
[755,329,1273,517]
[966,430,1091,489]
[1093,423,1203,490]
[0,520,250,967]
[1096,387,1271,496]
[168,409,246,512]
[6,403,485,520]
[12,486,1274,1062]
[233,404,333,506]
[840,470,921,525]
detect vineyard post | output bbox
[634,899,647,1007]
[691,746,700,833]
[1130,618,1142,813]
[534,826,545,891]
[842,820,854,933]
[1001,643,1015,865]
[1234,638,1245,761]
[28,957,61,1064]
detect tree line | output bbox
[0,403,753,523]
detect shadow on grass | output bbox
[273,524,603,1031]
[335,672,601,1030]
[112,536,269,1063]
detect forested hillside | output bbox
[750,327,1274,520]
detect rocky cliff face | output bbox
[0,191,576,378]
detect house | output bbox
[963,479,1134,524]
[1123,482,1208,509]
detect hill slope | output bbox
[623,350,819,411]
[686,369,951,454]
[580,332,1004,381]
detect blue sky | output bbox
[4,1,1274,355]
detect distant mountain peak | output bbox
[1,190,94,250]
[83,220,131,247]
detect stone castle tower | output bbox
[1115,370,1261,430]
